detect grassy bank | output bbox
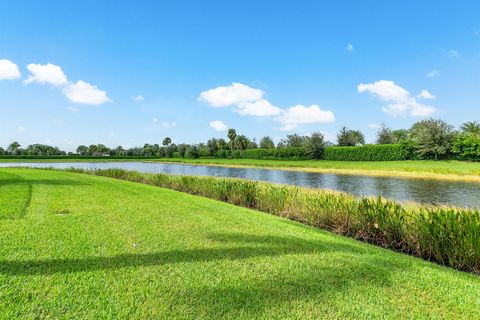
[0,168,479,319]
[67,168,480,274]
[152,158,480,181]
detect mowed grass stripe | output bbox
[0,168,479,319]
[0,171,32,219]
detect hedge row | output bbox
[230,147,308,160]
[323,144,408,161]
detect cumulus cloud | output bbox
[199,82,336,130]
[209,120,227,131]
[276,105,335,131]
[0,59,21,80]
[234,99,281,116]
[133,95,144,102]
[358,80,436,117]
[23,62,110,105]
[346,43,354,52]
[198,82,263,107]
[417,90,435,99]
[25,63,68,86]
[63,80,111,105]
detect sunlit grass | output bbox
[1,168,479,319]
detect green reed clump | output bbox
[65,168,480,274]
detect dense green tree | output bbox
[7,141,21,155]
[259,136,275,149]
[337,127,365,146]
[409,118,455,160]
[304,132,325,159]
[279,134,307,148]
[216,139,227,151]
[376,124,396,144]
[185,145,199,159]
[392,129,409,143]
[452,134,480,160]
[247,138,258,149]
[76,145,88,155]
[207,138,219,155]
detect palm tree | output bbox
[460,121,480,137]
[162,137,172,147]
[227,129,237,151]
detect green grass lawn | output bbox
[1,168,479,319]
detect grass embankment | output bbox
[71,168,480,274]
[1,168,479,319]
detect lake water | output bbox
[1,161,479,208]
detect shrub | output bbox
[452,134,480,161]
[323,144,407,161]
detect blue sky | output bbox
[1,0,479,150]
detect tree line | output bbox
[1,119,479,160]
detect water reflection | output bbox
[0,161,479,208]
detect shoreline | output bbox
[1,158,480,182]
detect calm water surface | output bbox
[1,161,479,208]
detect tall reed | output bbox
[66,168,480,274]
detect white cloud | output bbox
[448,50,459,58]
[198,82,263,107]
[346,43,354,52]
[63,80,111,105]
[358,80,436,117]
[200,82,336,130]
[0,59,21,80]
[66,106,79,113]
[151,117,159,123]
[417,90,435,99]
[368,123,381,129]
[427,69,439,77]
[234,99,281,116]
[133,95,144,102]
[209,120,227,131]
[161,121,176,129]
[25,63,68,86]
[276,104,335,131]
[63,138,73,145]
[17,126,25,132]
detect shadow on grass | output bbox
[0,232,407,277]
[0,233,413,317]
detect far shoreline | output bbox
[1,157,480,182]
